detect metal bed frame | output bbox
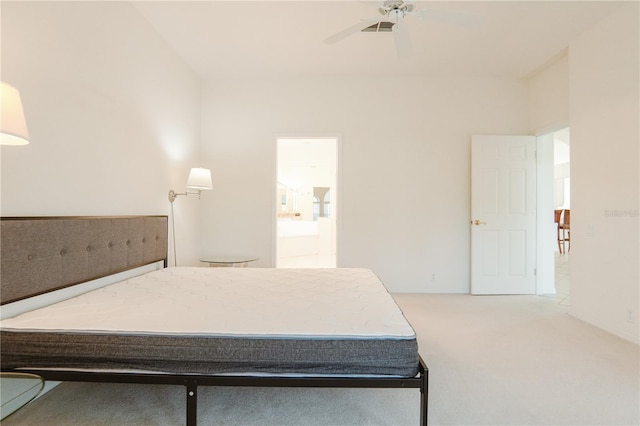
[20,361,428,426]
[1,216,429,425]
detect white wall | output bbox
[200,76,529,292]
[0,2,203,266]
[528,53,570,133]
[527,3,639,343]
[568,3,640,343]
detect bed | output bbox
[0,216,428,425]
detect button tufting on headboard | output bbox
[0,216,168,305]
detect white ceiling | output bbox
[132,1,623,80]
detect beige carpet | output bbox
[3,295,639,425]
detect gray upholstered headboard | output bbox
[0,216,168,305]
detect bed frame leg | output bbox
[186,380,197,426]
[420,362,429,426]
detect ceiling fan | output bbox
[324,1,479,58]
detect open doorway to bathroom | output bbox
[554,128,571,305]
[276,137,337,268]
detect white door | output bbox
[471,135,537,294]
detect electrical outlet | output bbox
[430,274,436,282]
[626,309,636,324]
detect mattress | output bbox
[1,268,419,377]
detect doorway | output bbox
[275,137,337,268]
[470,131,570,296]
[553,128,571,305]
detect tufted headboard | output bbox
[0,216,168,305]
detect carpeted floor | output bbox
[2,382,419,425]
[3,294,639,425]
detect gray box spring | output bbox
[1,331,419,377]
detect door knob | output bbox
[471,220,487,226]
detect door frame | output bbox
[534,123,571,295]
[535,132,556,295]
[272,133,342,267]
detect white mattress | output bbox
[0,267,416,340]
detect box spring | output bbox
[1,331,418,377]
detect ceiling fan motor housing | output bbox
[379,1,415,17]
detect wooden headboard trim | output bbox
[0,216,168,305]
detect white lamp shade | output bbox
[0,82,30,146]
[186,167,212,190]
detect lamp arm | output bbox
[168,189,203,203]
[168,189,186,203]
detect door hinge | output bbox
[534,268,537,276]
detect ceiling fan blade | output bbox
[413,6,483,27]
[324,16,384,44]
[393,21,412,58]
